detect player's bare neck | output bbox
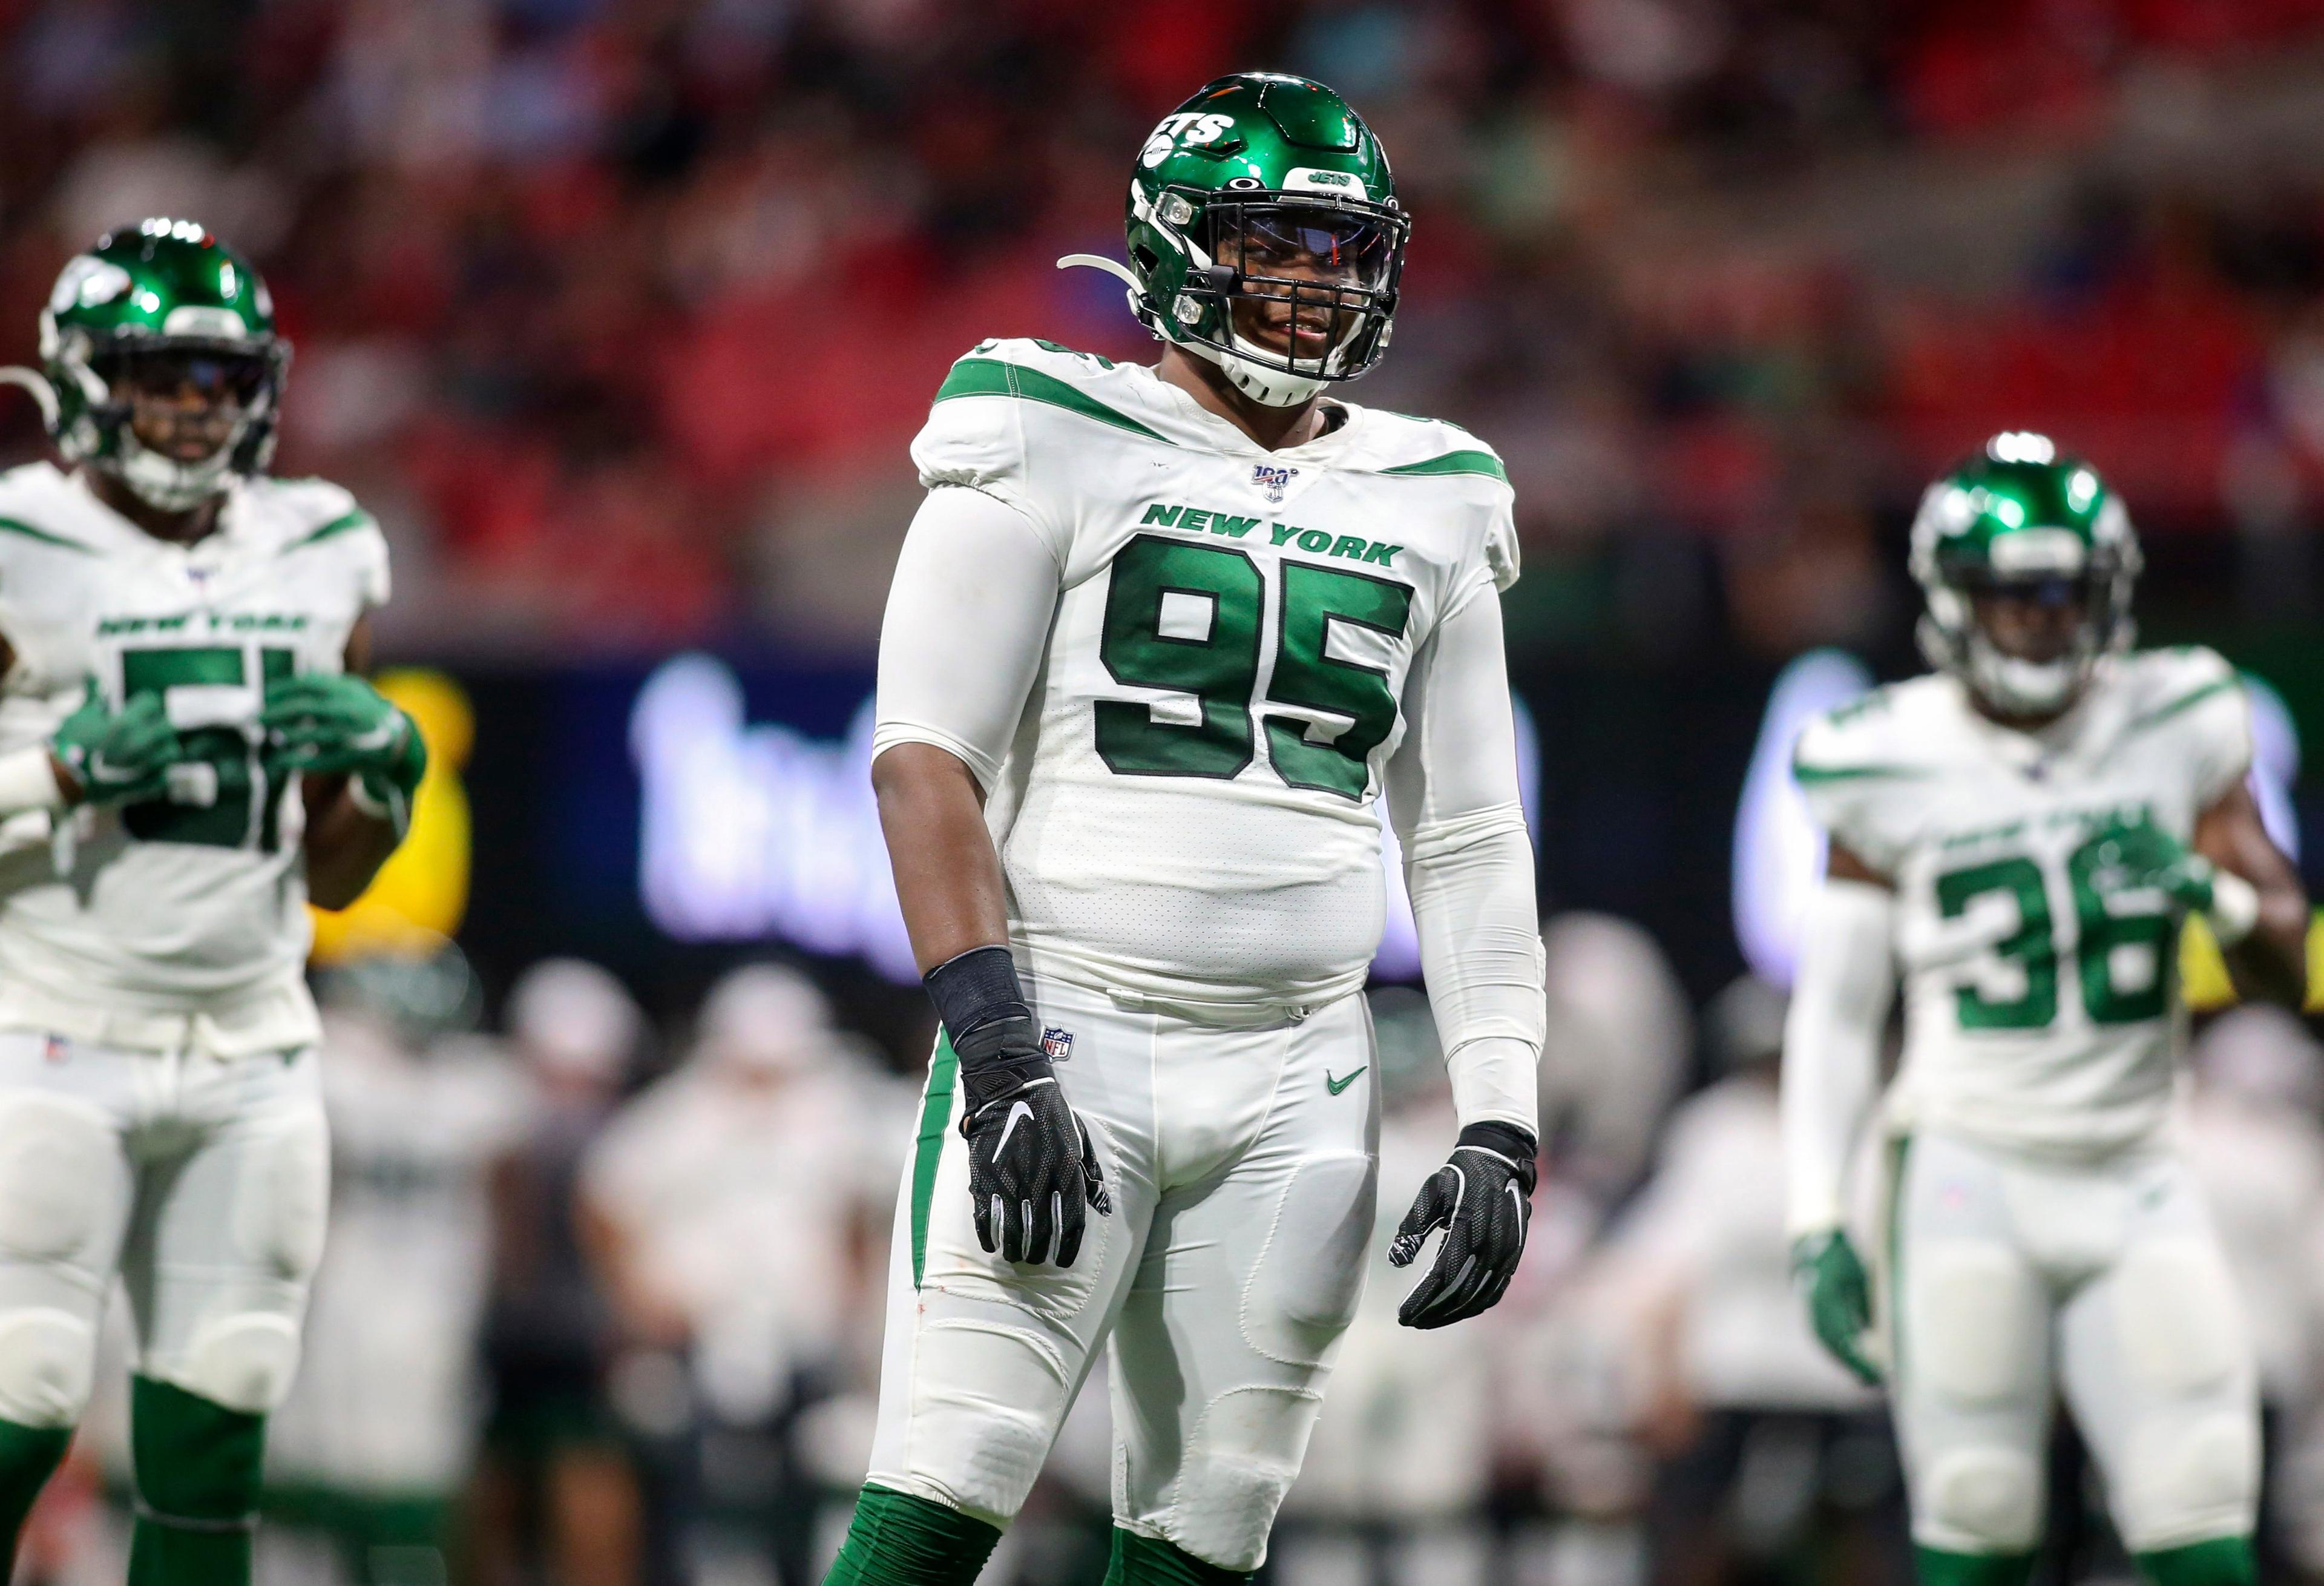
[82,467,222,548]
[1156,346,1334,452]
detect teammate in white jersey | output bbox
[0,219,422,1585]
[828,73,1548,1585]
[1781,433,2309,1586]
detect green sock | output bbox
[2135,1536,2256,1586]
[822,1482,1000,1585]
[1104,1527,1253,1584]
[128,1376,268,1586]
[1914,1545,2037,1586]
[0,1417,72,1577]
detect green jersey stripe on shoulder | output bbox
[2125,676,2237,736]
[1793,762,1925,785]
[1380,449,1508,482]
[0,516,96,554]
[933,358,1170,444]
[278,508,375,555]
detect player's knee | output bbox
[0,1093,111,1262]
[166,1314,303,1415]
[2115,1242,2245,1396]
[901,1315,1074,1522]
[2118,1414,2259,1553]
[1920,1447,2044,1552]
[1167,1385,1323,1571]
[232,1121,329,1282]
[0,1308,95,1428]
[1908,1242,2041,1404]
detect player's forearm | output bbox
[1781,877,1897,1236]
[2195,783,2309,1009]
[1405,809,1545,1133]
[873,742,1011,972]
[303,776,401,909]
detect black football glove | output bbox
[954,1015,1111,1266]
[928,946,1109,1269]
[1388,1120,1537,1329]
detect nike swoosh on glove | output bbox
[1389,1120,1537,1329]
[954,1013,1111,1268]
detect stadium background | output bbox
[7,0,2324,1583]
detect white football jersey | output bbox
[1796,647,2252,1153]
[908,338,1518,1013]
[0,462,388,1046]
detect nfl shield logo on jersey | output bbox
[1042,1026,1074,1061]
[1252,462,1297,504]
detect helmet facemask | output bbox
[1916,526,2139,719]
[56,334,287,512]
[1181,196,1405,407]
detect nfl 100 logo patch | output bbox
[1042,1027,1075,1061]
[1252,462,1297,504]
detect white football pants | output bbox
[1890,1126,2259,1556]
[0,1031,329,1429]
[865,976,1381,1572]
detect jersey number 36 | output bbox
[1934,823,2176,1031]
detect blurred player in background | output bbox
[473,958,646,1586]
[843,71,1546,1584]
[1620,976,1900,1586]
[0,218,423,1585]
[1783,435,2309,1586]
[2181,1007,2324,1582]
[580,962,907,1586]
[267,939,525,1584]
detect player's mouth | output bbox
[1247,303,1340,357]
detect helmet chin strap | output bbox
[1203,339,1327,407]
[1965,634,2090,719]
[110,432,236,513]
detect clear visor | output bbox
[1956,569,2101,668]
[91,346,268,466]
[1212,203,1399,292]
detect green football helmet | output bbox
[1909,432,2142,717]
[1,218,289,512]
[1062,72,1408,407]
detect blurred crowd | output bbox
[15,918,2324,1586]
[2,1,2324,655]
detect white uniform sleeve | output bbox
[1385,590,1545,1136]
[2182,661,2254,811]
[1781,877,1897,1236]
[871,485,1063,793]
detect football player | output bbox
[830,73,1548,1584]
[1782,434,2309,1586]
[0,219,422,1585]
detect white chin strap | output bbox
[1195,337,1328,407]
[111,434,235,512]
[1965,634,2087,717]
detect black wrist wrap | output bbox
[1456,1120,1540,1195]
[925,946,1049,1105]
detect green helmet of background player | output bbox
[1909,432,2142,717]
[1062,72,1408,408]
[8,218,290,512]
